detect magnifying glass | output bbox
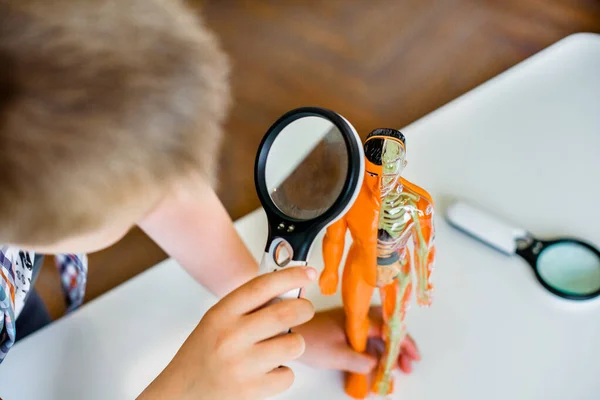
[446,200,600,300]
[254,106,364,303]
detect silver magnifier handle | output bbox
[446,201,530,255]
[259,238,306,303]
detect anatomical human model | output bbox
[320,128,436,398]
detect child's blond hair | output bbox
[0,0,230,245]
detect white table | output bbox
[2,32,600,400]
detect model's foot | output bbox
[372,373,394,396]
[345,372,369,399]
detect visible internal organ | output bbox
[376,185,417,286]
[376,255,402,287]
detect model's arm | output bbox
[319,216,347,295]
[401,179,436,307]
[412,210,435,307]
[138,179,258,298]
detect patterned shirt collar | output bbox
[0,248,87,363]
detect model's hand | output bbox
[138,267,317,400]
[319,271,339,295]
[294,307,420,374]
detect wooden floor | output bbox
[36,0,600,319]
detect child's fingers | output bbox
[258,366,295,399]
[401,335,421,361]
[366,337,384,359]
[399,353,413,373]
[217,267,317,315]
[331,344,377,374]
[238,298,314,345]
[251,332,306,372]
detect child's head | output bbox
[0,0,230,252]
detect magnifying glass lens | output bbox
[536,242,600,296]
[265,116,348,220]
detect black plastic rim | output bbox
[517,238,600,300]
[254,106,362,261]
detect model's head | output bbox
[363,128,407,195]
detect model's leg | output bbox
[342,245,376,399]
[373,250,413,396]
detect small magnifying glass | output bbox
[446,200,600,300]
[254,106,364,303]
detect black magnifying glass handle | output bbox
[258,238,308,335]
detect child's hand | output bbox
[139,267,317,400]
[294,307,420,374]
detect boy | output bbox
[0,0,420,398]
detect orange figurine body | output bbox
[320,129,436,398]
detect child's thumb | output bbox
[335,346,378,374]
